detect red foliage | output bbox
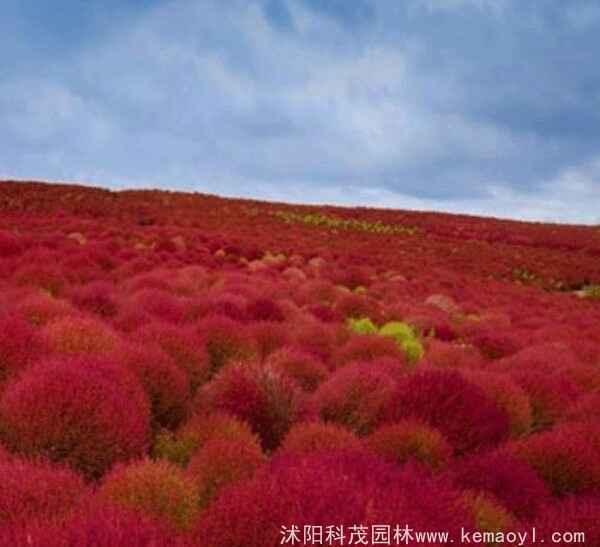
[42,315,121,355]
[0,316,45,384]
[117,342,191,430]
[99,458,200,531]
[69,281,118,317]
[277,421,363,458]
[187,437,266,508]
[519,497,600,546]
[506,423,600,496]
[384,370,510,454]
[447,450,551,519]
[134,321,209,391]
[310,361,397,435]
[0,455,87,525]
[197,315,258,378]
[333,333,405,369]
[200,361,303,451]
[196,450,474,547]
[364,420,453,471]
[265,347,328,391]
[0,503,185,547]
[2,180,600,535]
[0,356,150,478]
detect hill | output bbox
[0,179,599,545]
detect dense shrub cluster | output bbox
[0,180,598,541]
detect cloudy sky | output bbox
[1,0,599,223]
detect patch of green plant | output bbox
[379,321,424,365]
[273,210,418,236]
[347,317,378,335]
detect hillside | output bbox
[0,179,599,545]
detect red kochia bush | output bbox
[117,342,191,430]
[520,496,600,546]
[200,361,302,451]
[384,370,510,454]
[264,347,328,391]
[69,281,118,317]
[153,412,261,467]
[42,315,121,355]
[310,361,397,435]
[460,370,533,437]
[16,292,75,326]
[277,421,363,458]
[448,450,551,519]
[0,356,150,478]
[506,423,600,496]
[248,320,291,360]
[509,369,583,429]
[134,321,209,390]
[0,316,45,383]
[0,456,87,525]
[197,315,258,378]
[364,420,453,471]
[0,503,185,547]
[245,297,285,322]
[333,333,405,369]
[99,458,200,531]
[187,437,266,508]
[196,450,474,547]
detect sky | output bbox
[1,0,600,224]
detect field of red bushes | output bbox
[0,179,599,546]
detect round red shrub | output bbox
[459,490,516,537]
[245,297,284,322]
[277,421,362,458]
[519,496,600,546]
[310,361,397,435]
[0,503,185,547]
[384,369,510,454]
[200,361,302,451]
[196,450,474,547]
[333,333,405,369]
[425,339,483,369]
[248,320,290,361]
[265,347,328,392]
[0,356,150,478]
[153,412,260,467]
[469,327,524,359]
[364,420,453,471]
[70,281,118,317]
[42,315,121,355]
[0,316,45,383]
[134,321,209,391]
[117,342,191,430]
[448,450,551,519]
[0,455,87,525]
[506,423,600,496]
[509,369,583,429]
[187,437,266,508]
[99,458,200,531]
[16,293,75,326]
[127,288,186,324]
[197,315,258,378]
[14,263,66,296]
[461,370,533,437]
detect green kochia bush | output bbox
[346,317,378,335]
[348,318,424,364]
[378,321,424,364]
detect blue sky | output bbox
[1,0,599,223]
